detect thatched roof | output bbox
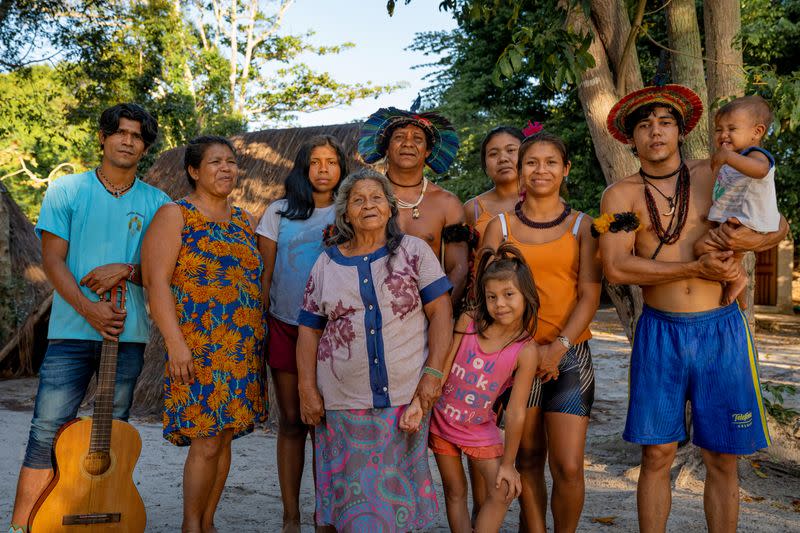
[133,123,364,415]
[0,185,52,376]
[142,123,363,218]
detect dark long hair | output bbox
[279,135,347,220]
[472,243,539,341]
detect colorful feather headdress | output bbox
[358,107,460,174]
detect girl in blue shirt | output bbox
[255,135,347,532]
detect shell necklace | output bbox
[395,177,428,219]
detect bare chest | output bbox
[632,179,714,260]
[396,195,446,253]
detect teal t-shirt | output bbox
[35,170,171,342]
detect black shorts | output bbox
[527,341,594,417]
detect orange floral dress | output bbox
[163,199,266,446]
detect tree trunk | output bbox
[604,281,643,340]
[703,0,745,127]
[666,0,709,159]
[703,0,753,326]
[568,8,640,185]
[590,0,643,94]
[567,5,644,339]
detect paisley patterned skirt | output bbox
[315,407,438,532]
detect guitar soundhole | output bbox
[83,451,111,475]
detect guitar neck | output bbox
[89,339,118,454]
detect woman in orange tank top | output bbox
[464,126,525,237]
[482,132,601,533]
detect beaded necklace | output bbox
[642,162,691,259]
[639,162,686,216]
[395,177,428,219]
[514,200,571,229]
[96,167,135,198]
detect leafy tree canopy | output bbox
[405,0,800,234]
[1,0,402,219]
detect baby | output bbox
[697,95,779,306]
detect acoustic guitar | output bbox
[29,285,146,531]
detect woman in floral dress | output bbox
[142,135,266,533]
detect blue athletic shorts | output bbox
[623,303,770,455]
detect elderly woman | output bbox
[142,135,266,533]
[297,169,453,532]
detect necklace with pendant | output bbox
[395,177,428,219]
[642,161,691,259]
[96,167,135,198]
[641,177,676,216]
[638,162,684,217]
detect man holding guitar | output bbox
[9,103,170,533]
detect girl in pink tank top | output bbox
[431,243,541,532]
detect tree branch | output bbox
[590,0,642,94]
[615,0,647,94]
[229,0,238,114]
[192,0,210,50]
[238,0,259,112]
[0,150,74,187]
[642,28,745,69]
[210,0,222,49]
[238,0,294,114]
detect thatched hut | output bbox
[132,123,363,416]
[0,184,52,376]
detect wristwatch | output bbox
[556,335,572,350]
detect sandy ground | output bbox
[1,308,799,532]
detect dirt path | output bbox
[1,308,798,531]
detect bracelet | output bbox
[126,263,135,281]
[422,366,444,380]
[556,335,572,350]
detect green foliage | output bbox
[1,0,402,220]
[411,0,800,236]
[0,0,73,69]
[0,65,93,220]
[762,381,799,426]
[432,0,595,89]
[410,2,604,214]
[743,0,800,236]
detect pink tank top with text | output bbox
[430,321,527,448]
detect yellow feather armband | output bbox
[590,212,642,238]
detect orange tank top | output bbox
[498,211,592,345]
[472,198,495,238]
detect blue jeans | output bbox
[23,339,145,468]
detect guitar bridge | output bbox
[62,513,121,525]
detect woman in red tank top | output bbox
[481,132,601,533]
